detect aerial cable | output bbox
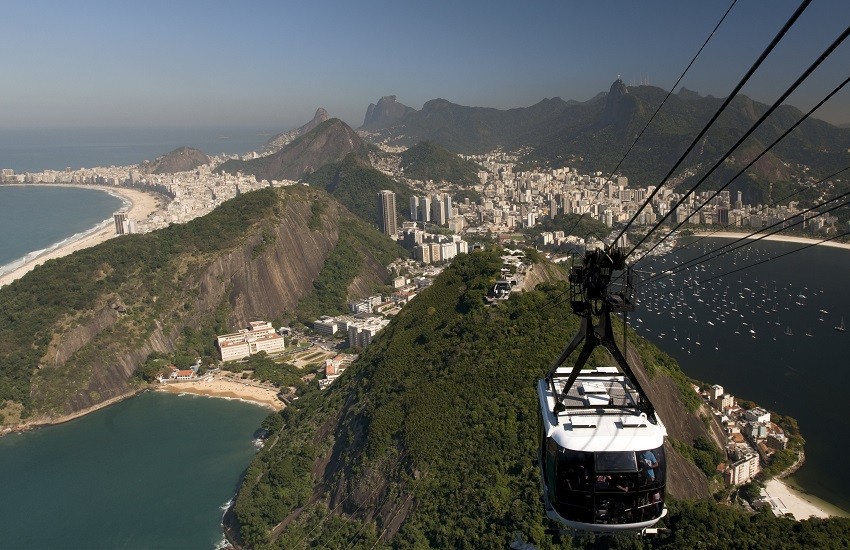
[645,191,850,285]
[612,0,812,245]
[642,189,850,285]
[633,165,850,273]
[562,0,738,238]
[654,229,850,296]
[628,30,850,261]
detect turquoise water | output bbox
[0,185,124,269]
[0,392,269,549]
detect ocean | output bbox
[0,392,269,549]
[0,185,125,274]
[0,126,273,173]
[633,236,850,512]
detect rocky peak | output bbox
[265,107,332,153]
[141,146,210,175]
[360,95,416,131]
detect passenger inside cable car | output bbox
[544,441,666,526]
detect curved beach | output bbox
[694,230,850,251]
[0,185,161,288]
[156,372,285,411]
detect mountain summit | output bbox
[216,118,364,182]
[140,146,210,174]
[359,95,416,131]
[265,108,331,153]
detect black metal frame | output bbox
[546,247,657,421]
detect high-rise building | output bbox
[409,196,419,220]
[377,190,398,237]
[113,211,128,235]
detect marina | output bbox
[631,235,850,513]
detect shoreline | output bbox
[155,373,285,411]
[0,183,163,288]
[1,388,145,437]
[764,478,850,520]
[693,230,850,251]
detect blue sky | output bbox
[2,0,848,130]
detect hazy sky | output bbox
[2,0,849,130]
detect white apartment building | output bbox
[725,452,760,485]
[217,321,285,361]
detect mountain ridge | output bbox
[358,81,850,191]
[216,118,364,182]
[265,108,330,153]
[0,185,402,425]
[229,251,726,547]
[140,146,210,174]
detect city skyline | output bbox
[2,0,849,131]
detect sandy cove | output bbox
[156,373,285,411]
[694,231,850,252]
[0,184,162,288]
[764,478,850,520]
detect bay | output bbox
[0,392,269,549]
[633,236,850,512]
[0,185,124,269]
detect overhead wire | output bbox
[651,228,850,297]
[631,165,850,273]
[612,0,813,246]
[561,0,738,238]
[628,38,850,263]
[641,187,850,285]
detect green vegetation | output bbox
[531,213,610,242]
[222,352,304,390]
[661,499,850,549]
[304,152,414,229]
[0,187,279,414]
[295,215,405,322]
[132,352,171,383]
[399,140,481,186]
[230,251,850,547]
[670,436,726,478]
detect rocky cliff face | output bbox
[20,186,392,420]
[360,95,416,131]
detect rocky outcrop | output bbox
[359,95,416,131]
[141,147,210,174]
[216,119,363,182]
[23,186,393,420]
[626,345,723,499]
[265,108,331,153]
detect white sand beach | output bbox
[0,185,161,288]
[156,372,285,411]
[764,478,849,520]
[695,231,850,252]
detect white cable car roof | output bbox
[538,374,666,453]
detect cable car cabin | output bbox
[538,367,668,533]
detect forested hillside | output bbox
[0,186,402,425]
[223,250,850,549]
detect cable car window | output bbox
[637,446,665,485]
[594,451,638,473]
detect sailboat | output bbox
[836,317,846,332]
